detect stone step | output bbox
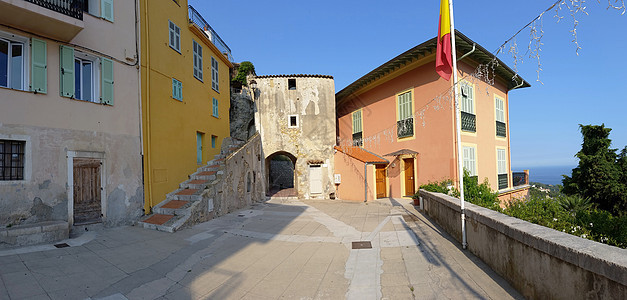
[168,188,203,201]
[137,214,186,233]
[180,179,209,190]
[191,170,217,181]
[153,200,191,216]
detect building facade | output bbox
[0,0,143,241]
[140,0,233,212]
[335,31,530,202]
[254,75,336,199]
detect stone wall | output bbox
[208,134,265,218]
[230,88,255,141]
[420,190,627,299]
[254,75,336,199]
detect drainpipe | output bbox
[457,43,476,62]
[364,163,368,202]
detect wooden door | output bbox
[73,158,102,224]
[404,158,415,196]
[375,164,386,198]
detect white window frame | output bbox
[460,82,474,114]
[73,51,100,103]
[193,40,203,81]
[497,148,507,175]
[462,145,477,176]
[168,20,181,53]
[288,114,299,128]
[211,56,219,92]
[0,31,29,91]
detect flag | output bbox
[436,0,453,81]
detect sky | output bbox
[189,0,627,169]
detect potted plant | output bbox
[411,192,420,206]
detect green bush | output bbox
[232,61,255,86]
[419,180,452,195]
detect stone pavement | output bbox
[0,197,523,300]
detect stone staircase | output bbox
[138,138,245,232]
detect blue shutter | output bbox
[101,0,114,22]
[31,38,47,94]
[59,45,74,98]
[101,58,114,105]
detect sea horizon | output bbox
[513,165,576,186]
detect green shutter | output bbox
[59,45,74,98]
[101,0,114,22]
[101,58,114,105]
[31,38,47,94]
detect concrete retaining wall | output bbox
[420,190,627,300]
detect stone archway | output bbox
[266,151,297,196]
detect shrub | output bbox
[232,61,255,87]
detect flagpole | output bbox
[448,0,467,250]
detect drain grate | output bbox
[352,241,372,249]
[54,243,70,248]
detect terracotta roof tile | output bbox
[334,146,388,164]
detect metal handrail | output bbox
[24,0,83,20]
[188,5,233,62]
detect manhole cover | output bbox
[54,243,70,248]
[352,241,372,249]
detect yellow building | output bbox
[140,0,233,212]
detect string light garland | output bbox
[336,0,625,153]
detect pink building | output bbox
[334,31,530,202]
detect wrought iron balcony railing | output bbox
[461,111,476,132]
[24,0,83,20]
[496,121,507,137]
[188,5,233,62]
[397,118,414,138]
[498,173,508,190]
[512,172,528,187]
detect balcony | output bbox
[461,111,476,132]
[397,118,414,139]
[0,0,84,41]
[512,171,529,187]
[496,121,506,137]
[188,5,233,62]
[352,132,362,146]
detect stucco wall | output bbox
[420,190,627,300]
[0,0,142,234]
[255,76,336,199]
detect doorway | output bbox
[266,151,297,196]
[73,158,102,225]
[376,164,386,198]
[196,132,204,165]
[403,158,415,196]
[309,164,322,195]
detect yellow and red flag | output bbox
[436,0,452,81]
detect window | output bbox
[169,21,181,53]
[497,148,508,189]
[192,40,203,81]
[397,90,414,138]
[60,46,113,104]
[460,82,475,132]
[0,36,26,90]
[288,115,298,128]
[495,97,506,137]
[172,78,182,101]
[211,57,219,92]
[462,146,477,176]
[211,135,217,148]
[0,140,25,181]
[288,78,296,90]
[81,0,114,21]
[352,110,363,146]
[212,97,218,117]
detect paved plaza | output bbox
[0,197,523,300]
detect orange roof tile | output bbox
[334,146,388,164]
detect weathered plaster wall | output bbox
[209,134,265,217]
[333,151,379,202]
[0,125,143,228]
[420,190,627,300]
[254,76,336,199]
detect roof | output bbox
[384,149,419,157]
[255,74,333,79]
[336,30,530,102]
[334,146,388,164]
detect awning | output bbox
[383,149,419,157]
[334,146,388,164]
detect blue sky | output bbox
[190,0,627,169]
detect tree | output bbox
[562,124,627,216]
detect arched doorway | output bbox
[266,151,297,197]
